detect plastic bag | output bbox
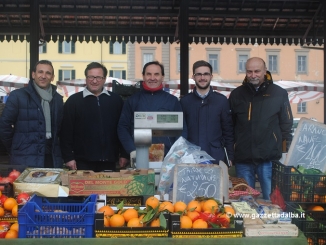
[157,137,200,196]
[192,150,215,164]
[270,186,286,211]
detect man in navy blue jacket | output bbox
[180,60,234,165]
[0,60,64,168]
[118,61,183,165]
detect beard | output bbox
[248,78,261,86]
[195,80,211,90]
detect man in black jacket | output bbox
[229,57,293,200]
[60,62,128,171]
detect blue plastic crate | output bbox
[18,194,97,238]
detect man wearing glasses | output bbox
[60,62,128,171]
[180,60,234,165]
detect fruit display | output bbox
[95,196,243,238]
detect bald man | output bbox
[229,57,293,200]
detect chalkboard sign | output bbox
[172,163,223,204]
[284,117,326,172]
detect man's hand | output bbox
[119,157,129,169]
[65,160,77,170]
[130,151,136,168]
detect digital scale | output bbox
[134,111,183,169]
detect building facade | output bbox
[0,40,324,121]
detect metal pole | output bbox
[30,0,40,79]
[179,0,189,97]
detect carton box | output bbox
[170,214,244,238]
[94,212,169,238]
[244,224,298,237]
[61,169,155,196]
[13,168,69,197]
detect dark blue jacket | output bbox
[180,87,234,164]
[118,89,183,155]
[0,80,64,168]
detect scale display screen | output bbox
[157,114,178,123]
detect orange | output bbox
[110,214,125,227]
[10,223,19,232]
[145,196,160,209]
[122,208,139,222]
[11,205,18,217]
[224,206,235,216]
[217,212,231,226]
[308,205,324,211]
[319,195,326,203]
[5,229,18,239]
[290,192,299,201]
[180,215,192,229]
[202,199,218,214]
[150,218,160,227]
[98,205,115,216]
[192,218,208,229]
[139,214,145,221]
[0,207,4,217]
[307,237,313,245]
[3,198,17,211]
[174,201,187,213]
[159,201,174,213]
[0,190,2,197]
[127,217,143,227]
[186,210,200,221]
[104,216,110,227]
[187,200,201,212]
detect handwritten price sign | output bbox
[173,164,223,204]
[285,117,326,172]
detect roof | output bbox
[0,0,324,45]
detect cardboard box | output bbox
[13,168,69,197]
[94,212,169,238]
[244,224,299,237]
[170,214,243,238]
[61,169,155,196]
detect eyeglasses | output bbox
[194,72,212,78]
[86,76,105,81]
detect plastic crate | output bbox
[18,194,97,238]
[286,202,326,245]
[272,161,326,203]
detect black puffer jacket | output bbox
[229,72,293,164]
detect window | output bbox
[58,41,75,54]
[109,41,126,54]
[143,53,154,65]
[206,48,221,74]
[58,70,75,81]
[297,102,307,113]
[235,48,251,74]
[177,52,180,72]
[39,42,46,53]
[109,70,126,79]
[209,54,218,72]
[140,47,156,68]
[295,49,309,75]
[266,49,280,74]
[268,55,277,72]
[238,55,248,72]
[298,56,307,73]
